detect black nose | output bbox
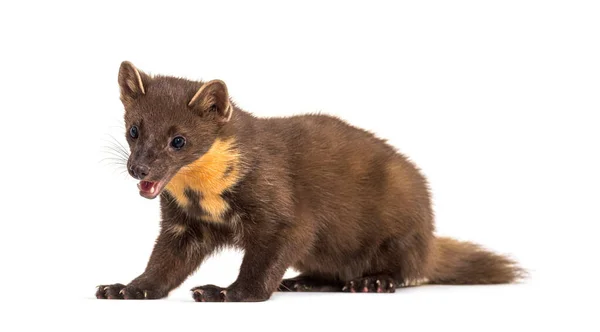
[130,164,150,180]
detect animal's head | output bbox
[118,61,234,199]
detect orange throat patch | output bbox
[165,138,242,223]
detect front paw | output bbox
[96,283,164,300]
[192,283,270,302]
[191,284,226,302]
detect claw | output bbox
[103,286,110,291]
[119,289,125,295]
[362,279,369,292]
[143,290,148,299]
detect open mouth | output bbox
[137,179,168,199]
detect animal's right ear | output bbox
[118,61,149,105]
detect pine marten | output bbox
[96,61,523,302]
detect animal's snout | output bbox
[129,164,150,180]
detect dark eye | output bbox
[171,136,186,150]
[129,125,139,139]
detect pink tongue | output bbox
[140,181,155,192]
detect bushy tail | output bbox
[427,237,524,285]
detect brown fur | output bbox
[96,62,523,302]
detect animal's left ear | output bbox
[188,80,233,123]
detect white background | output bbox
[0,0,598,331]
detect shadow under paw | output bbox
[278,276,342,292]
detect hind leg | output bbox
[278,274,343,292]
[336,235,432,293]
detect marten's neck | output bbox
[217,105,258,142]
[163,106,256,223]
